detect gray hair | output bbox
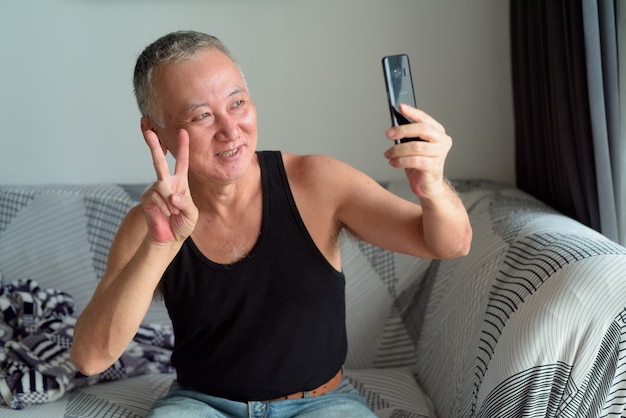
[133,30,235,126]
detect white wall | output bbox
[0,0,514,185]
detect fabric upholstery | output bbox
[1,180,626,417]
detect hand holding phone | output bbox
[382,54,423,144]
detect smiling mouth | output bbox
[218,148,239,157]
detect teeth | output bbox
[219,149,238,157]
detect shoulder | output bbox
[279,152,388,223]
[281,152,361,188]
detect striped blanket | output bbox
[0,276,174,410]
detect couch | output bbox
[1,179,626,417]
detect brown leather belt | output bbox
[268,369,343,401]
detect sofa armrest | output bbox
[406,180,626,417]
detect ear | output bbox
[140,117,168,156]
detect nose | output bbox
[215,114,240,142]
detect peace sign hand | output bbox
[141,129,199,244]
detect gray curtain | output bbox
[617,1,626,245]
[511,0,625,244]
[582,0,622,243]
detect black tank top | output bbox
[162,151,347,401]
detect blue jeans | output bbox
[146,378,376,418]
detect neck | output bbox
[187,155,264,265]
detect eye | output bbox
[232,99,245,109]
[193,112,211,121]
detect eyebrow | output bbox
[225,87,244,100]
[183,103,207,115]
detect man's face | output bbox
[150,48,258,185]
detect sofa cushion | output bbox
[0,368,435,418]
[346,367,435,417]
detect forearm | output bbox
[419,180,472,259]
[71,239,180,375]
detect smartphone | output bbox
[382,54,422,143]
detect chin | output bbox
[215,147,257,182]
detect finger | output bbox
[387,121,451,146]
[386,123,432,144]
[174,129,190,178]
[142,187,172,217]
[398,104,445,133]
[384,143,431,165]
[169,192,196,217]
[144,129,171,181]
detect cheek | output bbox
[152,129,178,153]
[241,107,258,131]
[185,125,217,148]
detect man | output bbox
[71,30,472,417]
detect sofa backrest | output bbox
[0,184,170,325]
[0,183,436,370]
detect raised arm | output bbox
[336,105,471,259]
[384,104,471,258]
[71,128,198,376]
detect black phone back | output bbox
[382,54,421,143]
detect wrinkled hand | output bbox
[384,104,452,198]
[141,129,199,244]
